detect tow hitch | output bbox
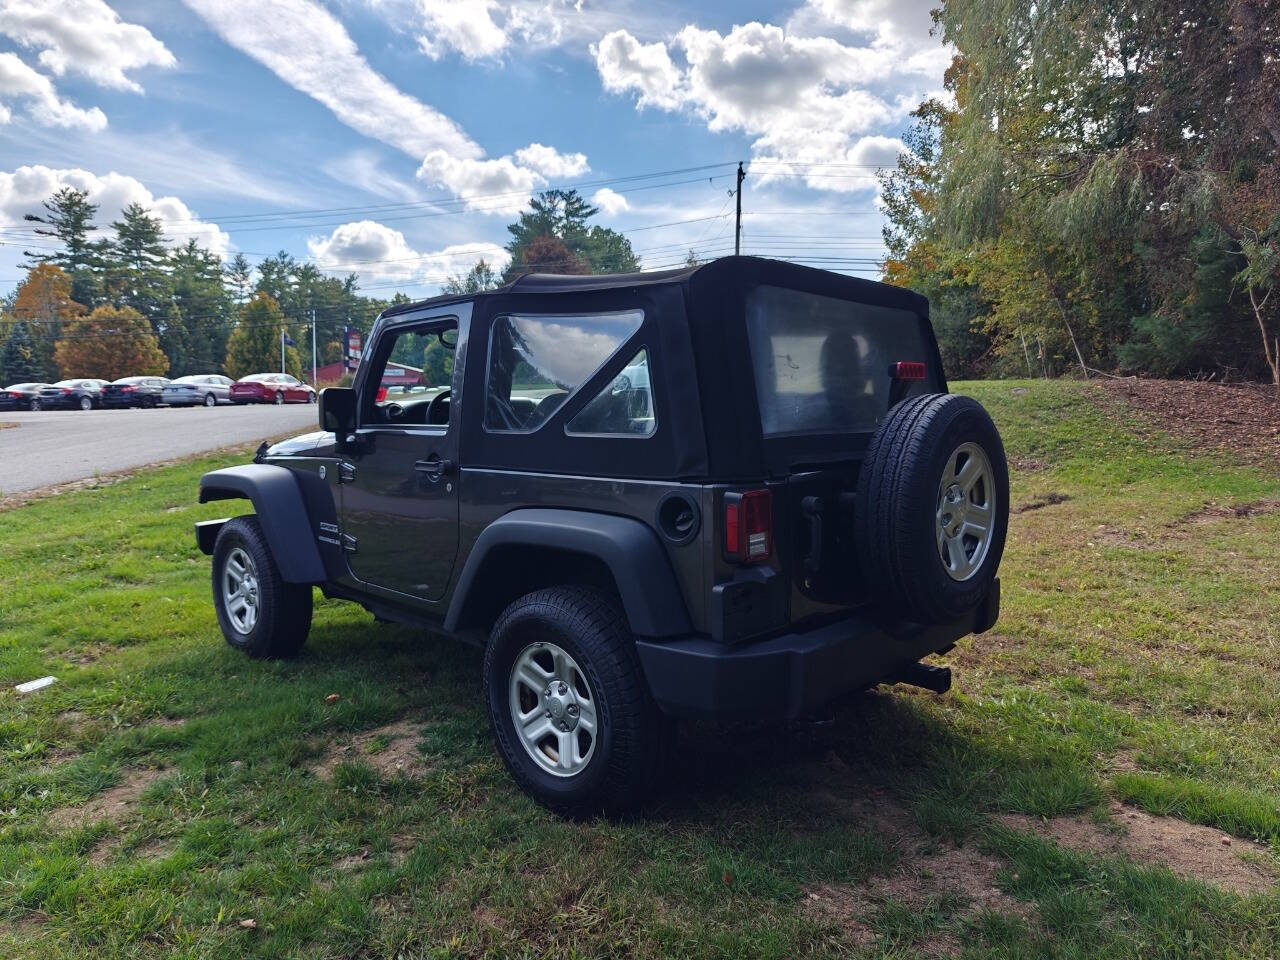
[892,661,952,693]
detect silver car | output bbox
[162,374,235,407]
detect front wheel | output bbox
[484,587,666,817]
[29,399,40,411]
[274,391,284,405]
[212,516,312,658]
[78,396,92,411]
[204,393,216,407]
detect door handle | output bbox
[414,457,454,480]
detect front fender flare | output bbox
[198,464,326,583]
[444,508,691,638]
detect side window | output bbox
[566,348,656,437]
[485,310,643,433]
[363,320,457,427]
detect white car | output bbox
[162,375,235,407]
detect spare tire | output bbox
[854,393,1009,624]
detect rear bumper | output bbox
[635,579,999,720]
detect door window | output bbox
[565,348,656,436]
[485,310,643,433]
[362,319,457,427]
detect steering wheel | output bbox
[426,389,451,425]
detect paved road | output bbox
[0,404,320,496]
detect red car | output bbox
[228,373,316,405]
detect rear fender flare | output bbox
[197,464,326,583]
[445,508,691,638]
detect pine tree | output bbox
[225,293,302,379]
[1,321,43,383]
[23,188,105,307]
[169,240,235,375]
[504,189,639,280]
[224,253,254,304]
[105,203,173,330]
[443,259,502,294]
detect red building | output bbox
[314,360,423,386]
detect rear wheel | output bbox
[274,390,284,405]
[854,393,1008,624]
[212,516,312,658]
[29,398,40,411]
[485,586,666,817]
[204,393,216,407]
[78,395,92,411]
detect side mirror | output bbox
[319,387,356,438]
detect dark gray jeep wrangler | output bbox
[195,256,1008,815]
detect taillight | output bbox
[61,387,73,394]
[121,386,135,392]
[890,361,926,380]
[723,489,772,563]
[376,386,387,403]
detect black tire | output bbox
[274,391,284,405]
[204,393,216,407]
[211,515,312,658]
[29,399,40,411]
[854,393,1009,624]
[484,586,665,817]
[78,395,92,411]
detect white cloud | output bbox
[306,219,508,288]
[0,0,176,93]
[181,0,483,161]
[513,143,589,179]
[591,187,629,215]
[594,15,947,193]
[184,0,588,214]
[416,0,509,60]
[416,152,540,214]
[0,52,107,131]
[593,29,686,110]
[0,164,231,257]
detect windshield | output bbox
[745,286,936,437]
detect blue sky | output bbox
[0,0,951,300]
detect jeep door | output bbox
[337,307,466,603]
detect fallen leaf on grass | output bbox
[238,919,257,929]
[325,693,341,704]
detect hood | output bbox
[262,431,328,458]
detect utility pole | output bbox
[734,161,745,256]
[311,308,317,387]
[280,328,286,374]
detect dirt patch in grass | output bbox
[806,781,1034,951]
[1087,524,1165,550]
[1182,498,1280,523]
[1013,492,1071,513]
[1100,378,1280,468]
[49,767,165,830]
[1000,801,1278,894]
[1008,456,1048,473]
[311,719,425,780]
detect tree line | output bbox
[0,186,639,386]
[881,0,1278,387]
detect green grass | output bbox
[2,379,1279,958]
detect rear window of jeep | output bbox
[745,285,934,437]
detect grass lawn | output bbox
[1,380,1278,958]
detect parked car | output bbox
[229,374,316,405]
[36,379,108,410]
[163,374,235,407]
[194,256,1009,816]
[0,382,51,411]
[101,376,171,408]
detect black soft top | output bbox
[385,257,937,481]
[383,256,926,320]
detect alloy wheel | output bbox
[222,547,260,634]
[935,441,996,582]
[508,641,598,777]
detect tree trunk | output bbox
[1247,285,1280,391]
